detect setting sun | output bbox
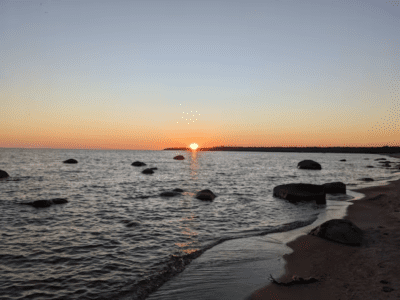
[189,143,199,150]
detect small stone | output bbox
[31,200,53,208]
[160,191,179,197]
[51,198,68,204]
[132,161,146,166]
[63,159,78,164]
[195,189,216,201]
[0,169,10,179]
[126,221,141,227]
[380,280,390,284]
[142,168,154,174]
[382,286,394,292]
[297,160,321,170]
[360,178,374,182]
[173,155,185,160]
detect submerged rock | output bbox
[51,198,68,204]
[173,188,184,192]
[126,221,141,227]
[142,168,154,174]
[150,167,158,170]
[63,159,78,164]
[340,159,346,162]
[195,189,216,201]
[297,160,321,170]
[375,158,387,161]
[22,198,69,208]
[31,200,53,208]
[366,165,374,168]
[0,169,10,179]
[132,161,146,166]
[322,182,346,194]
[273,183,326,204]
[360,178,374,182]
[173,155,185,160]
[308,219,363,246]
[160,191,180,197]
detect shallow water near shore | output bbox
[0,148,399,300]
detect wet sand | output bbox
[248,154,400,300]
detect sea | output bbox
[1,148,400,300]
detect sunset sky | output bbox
[1,0,399,150]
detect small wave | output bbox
[125,215,318,300]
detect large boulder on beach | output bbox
[0,169,9,179]
[173,155,185,160]
[322,182,346,194]
[297,160,321,170]
[195,189,216,201]
[308,219,363,246]
[142,168,154,174]
[273,184,326,204]
[131,161,146,166]
[63,159,78,164]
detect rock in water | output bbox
[63,159,78,164]
[322,182,346,194]
[340,159,346,162]
[31,200,53,208]
[297,160,322,170]
[0,169,10,179]
[160,191,179,197]
[51,198,68,204]
[173,155,185,160]
[308,219,363,246]
[273,183,326,204]
[195,189,216,201]
[22,198,68,208]
[131,161,146,166]
[142,168,154,174]
[126,221,141,227]
[173,188,184,193]
[360,178,374,182]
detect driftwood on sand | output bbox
[269,274,318,286]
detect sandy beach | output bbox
[248,154,400,300]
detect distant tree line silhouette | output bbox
[164,146,400,153]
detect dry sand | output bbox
[249,155,400,300]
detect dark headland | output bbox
[164,146,400,154]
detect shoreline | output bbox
[248,154,400,300]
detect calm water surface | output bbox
[1,148,399,299]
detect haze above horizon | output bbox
[1,0,399,150]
